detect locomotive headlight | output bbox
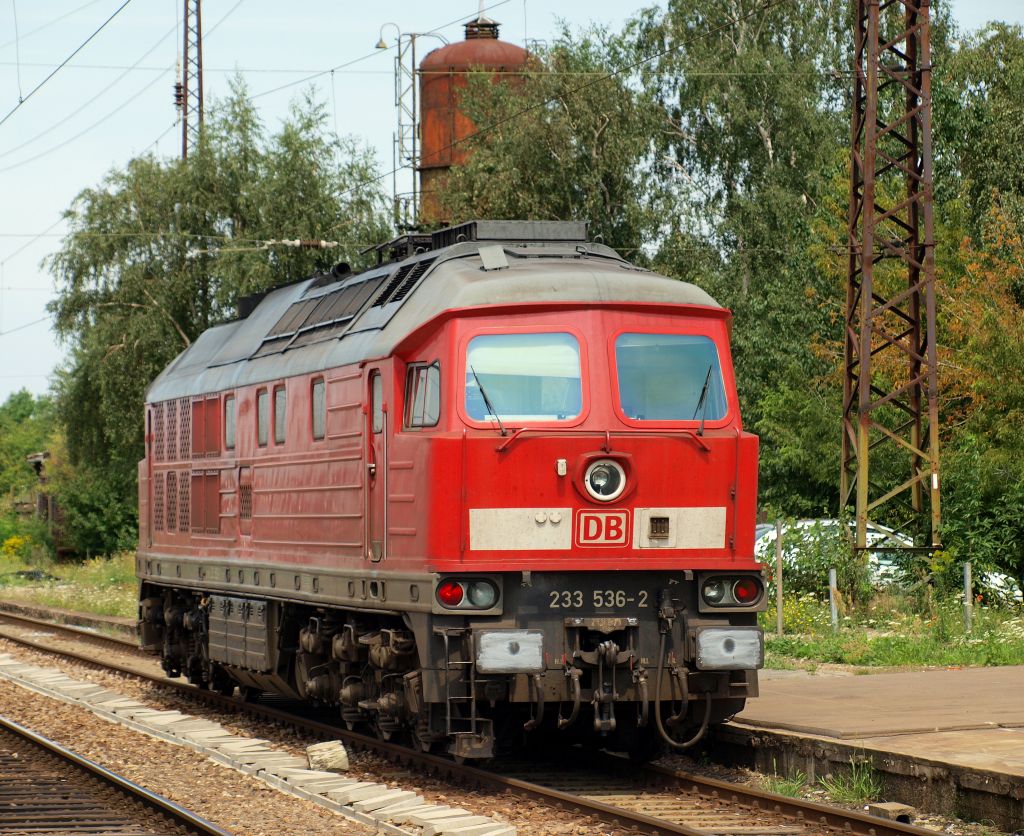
[467,580,498,608]
[584,459,626,502]
[701,578,726,605]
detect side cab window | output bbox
[257,389,269,447]
[404,362,440,428]
[312,378,326,441]
[371,373,384,434]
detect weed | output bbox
[818,759,882,804]
[0,551,136,618]
[764,596,1024,668]
[761,770,807,798]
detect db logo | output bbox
[575,510,630,547]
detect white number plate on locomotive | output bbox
[548,589,649,609]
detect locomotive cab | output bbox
[388,285,764,758]
[137,220,764,761]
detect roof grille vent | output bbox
[389,258,436,304]
[371,264,414,307]
[371,258,436,307]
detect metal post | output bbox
[829,568,839,632]
[963,561,972,632]
[180,0,203,159]
[775,520,784,637]
[842,0,940,552]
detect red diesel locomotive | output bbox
[136,220,765,760]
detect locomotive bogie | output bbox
[137,221,766,759]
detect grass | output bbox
[760,769,807,797]
[762,595,1024,668]
[817,759,882,804]
[0,550,136,619]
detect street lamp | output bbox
[375,22,399,50]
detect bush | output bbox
[1,535,31,560]
[763,519,873,606]
[760,593,832,634]
[47,459,136,557]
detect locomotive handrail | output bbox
[495,426,711,454]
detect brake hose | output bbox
[653,632,712,750]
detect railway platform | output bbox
[712,665,1024,832]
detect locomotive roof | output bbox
[147,237,722,403]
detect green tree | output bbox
[437,3,856,515]
[436,26,666,256]
[934,22,1024,239]
[0,390,54,499]
[47,79,391,554]
[633,0,852,513]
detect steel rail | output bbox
[0,612,944,836]
[0,713,231,835]
[0,604,138,647]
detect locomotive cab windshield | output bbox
[464,331,583,424]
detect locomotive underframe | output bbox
[139,558,762,759]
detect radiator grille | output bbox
[166,471,178,531]
[166,399,178,461]
[177,397,191,461]
[153,473,165,532]
[177,471,190,532]
[237,477,251,516]
[153,403,165,462]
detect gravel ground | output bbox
[0,675,368,835]
[0,629,1009,835]
[0,635,617,834]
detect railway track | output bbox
[0,712,229,835]
[0,610,944,836]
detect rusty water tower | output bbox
[417,15,530,223]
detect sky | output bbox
[0,0,1021,404]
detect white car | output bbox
[755,520,1023,603]
[753,518,911,585]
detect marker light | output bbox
[467,580,498,608]
[701,578,726,605]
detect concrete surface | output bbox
[744,666,1024,776]
[712,665,1024,831]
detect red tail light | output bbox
[733,578,760,604]
[437,580,465,607]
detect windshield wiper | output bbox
[470,365,507,436]
[691,364,713,436]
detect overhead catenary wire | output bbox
[0,62,852,78]
[0,22,178,160]
[10,0,24,102]
[2,0,802,271]
[0,67,173,173]
[326,0,795,236]
[0,0,136,129]
[0,316,49,338]
[0,0,806,275]
[0,0,247,173]
[250,0,512,101]
[0,0,109,51]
